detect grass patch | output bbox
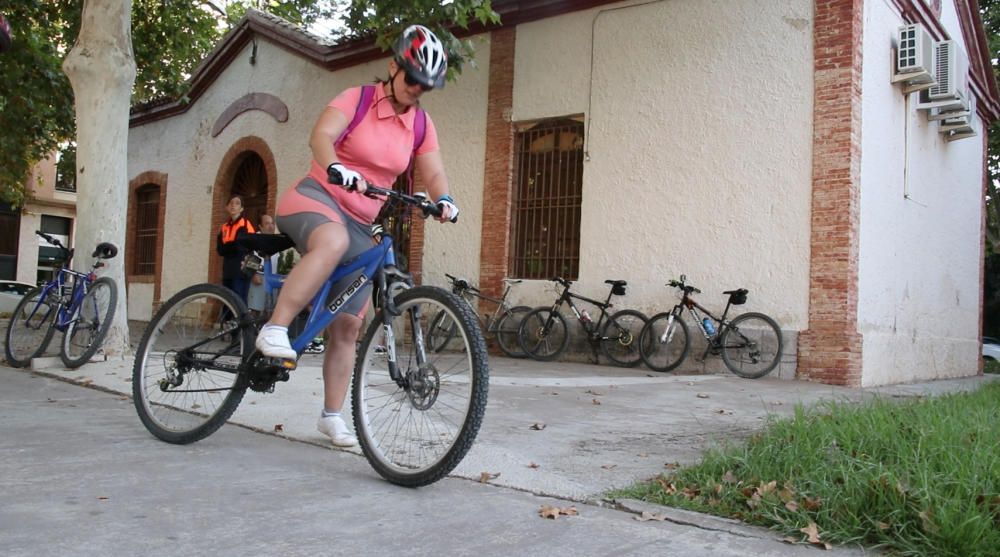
[983,359,1000,374]
[609,382,1000,556]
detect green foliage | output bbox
[337,0,500,80]
[609,383,1000,556]
[981,0,1000,252]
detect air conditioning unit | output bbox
[940,96,976,134]
[928,40,969,100]
[896,24,935,76]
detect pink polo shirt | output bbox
[307,85,439,224]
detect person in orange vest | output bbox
[216,194,256,303]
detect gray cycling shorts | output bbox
[276,177,375,317]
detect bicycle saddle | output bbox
[238,233,296,256]
[92,242,118,259]
[604,279,627,287]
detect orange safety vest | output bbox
[221,216,256,243]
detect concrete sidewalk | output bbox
[25,345,998,502]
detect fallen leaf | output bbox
[601,464,617,470]
[782,536,799,544]
[800,522,822,544]
[876,521,890,531]
[539,505,578,519]
[656,477,677,495]
[778,485,796,503]
[479,471,501,483]
[664,462,679,470]
[592,398,602,405]
[273,424,283,432]
[919,509,938,534]
[722,470,737,484]
[803,497,822,511]
[681,486,701,500]
[696,393,709,399]
[191,403,201,410]
[637,452,648,458]
[635,511,667,522]
[585,389,603,396]
[785,501,799,512]
[527,462,540,469]
[758,480,777,496]
[529,423,546,431]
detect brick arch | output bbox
[208,136,278,284]
[127,171,168,307]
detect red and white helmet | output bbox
[393,24,447,89]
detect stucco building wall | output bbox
[858,0,985,385]
[509,0,814,331]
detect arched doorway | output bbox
[230,152,267,229]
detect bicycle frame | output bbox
[453,280,514,332]
[29,266,95,332]
[550,284,614,336]
[664,290,738,345]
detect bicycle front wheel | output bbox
[639,312,690,372]
[4,285,58,367]
[600,309,648,367]
[425,309,458,352]
[494,305,531,358]
[720,312,783,379]
[61,277,118,368]
[518,308,569,361]
[132,283,251,444]
[353,286,489,487]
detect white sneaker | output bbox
[317,415,358,447]
[255,326,297,360]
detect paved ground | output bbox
[3,320,996,555]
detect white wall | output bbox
[511,0,814,329]
[858,1,984,385]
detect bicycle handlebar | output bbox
[667,278,701,295]
[362,185,457,223]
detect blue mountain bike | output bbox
[4,231,119,369]
[131,186,489,487]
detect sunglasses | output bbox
[403,71,433,92]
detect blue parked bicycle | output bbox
[4,231,119,369]
[132,186,489,487]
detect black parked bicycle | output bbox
[638,275,783,378]
[426,273,530,358]
[517,277,647,366]
[5,231,118,369]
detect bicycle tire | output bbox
[352,285,489,487]
[425,309,458,353]
[4,285,58,367]
[719,312,783,379]
[494,305,531,358]
[600,309,648,367]
[639,312,690,372]
[518,308,569,361]
[132,283,251,444]
[60,277,118,368]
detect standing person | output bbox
[216,194,256,304]
[247,214,280,315]
[255,25,459,447]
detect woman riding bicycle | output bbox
[255,25,459,447]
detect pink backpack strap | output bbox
[335,85,376,148]
[404,108,427,194]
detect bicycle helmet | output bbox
[92,242,119,260]
[393,24,447,89]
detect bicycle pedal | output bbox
[262,356,298,370]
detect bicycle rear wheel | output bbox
[600,309,648,367]
[518,308,569,361]
[352,286,488,487]
[425,309,458,352]
[639,312,690,372]
[4,285,58,367]
[720,312,783,379]
[132,283,251,444]
[494,305,531,358]
[60,277,118,368]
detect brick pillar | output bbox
[478,28,517,302]
[798,0,864,386]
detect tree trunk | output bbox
[63,0,136,359]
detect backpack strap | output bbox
[404,108,427,195]
[335,85,376,148]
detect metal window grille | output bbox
[510,118,584,280]
[134,184,159,275]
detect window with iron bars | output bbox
[133,184,159,275]
[510,117,584,280]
